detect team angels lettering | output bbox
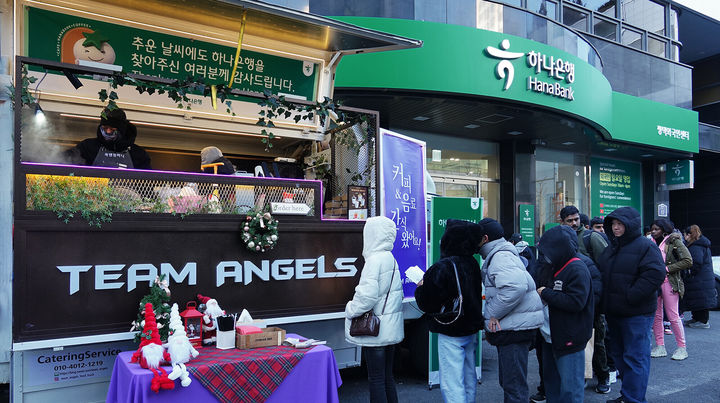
[57,256,358,295]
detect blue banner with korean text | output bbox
[380,129,427,298]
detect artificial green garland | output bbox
[242,209,279,252]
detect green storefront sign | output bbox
[26,7,318,100]
[518,204,535,246]
[334,17,698,153]
[666,160,694,190]
[428,197,483,388]
[590,158,642,218]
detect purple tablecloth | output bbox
[106,334,342,403]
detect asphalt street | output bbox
[338,310,720,402]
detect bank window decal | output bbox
[485,39,576,101]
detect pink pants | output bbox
[653,279,686,347]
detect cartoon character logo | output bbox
[61,28,115,65]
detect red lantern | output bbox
[179,301,204,348]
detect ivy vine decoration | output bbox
[98,74,238,116]
[241,208,279,252]
[256,90,370,152]
[7,65,38,108]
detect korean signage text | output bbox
[380,129,427,298]
[591,158,642,218]
[26,7,318,99]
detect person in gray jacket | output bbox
[478,218,544,403]
[345,216,404,403]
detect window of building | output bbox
[621,0,665,36]
[563,5,589,32]
[308,0,414,19]
[535,149,588,236]
[669,7,679,40]
[573,0,617,17]
[647,34,667,58]
[494,0,522,7]
[594,16,618,40]
[621,25,643,49]
[527,0,557,19]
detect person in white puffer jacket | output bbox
[345,216,404,403]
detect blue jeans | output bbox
[437,333,477,403]
[606,314,653,403]
[363,345,398,403]
[542,343,585,403]
[496,340,531,403]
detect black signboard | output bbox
[14,218,364,342]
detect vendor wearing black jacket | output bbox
[537,225,593,403]
[68,107,151,169]
[598,206,665,403]
[415,219,484,402]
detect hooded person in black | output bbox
[598,206,665,403]
[536,225,593,403]
[415,219,484,402]
[68,107,151,169]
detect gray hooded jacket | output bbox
[480,238,544,332]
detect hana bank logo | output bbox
[485,39,524,90]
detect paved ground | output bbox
[338,311,720,402]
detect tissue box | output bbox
[236,327,286,349]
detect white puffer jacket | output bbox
[345,216,404,347]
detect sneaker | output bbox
[671,347,688,360]
[595,379,611,394]
[606,397,627,403]
[609,370,618,384]
[684,319,698,326]
[651,345,667,357]
[664,324,672,334]
[687,321,710,329]
[530,391,546,402]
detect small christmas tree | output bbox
[130,274,172,343]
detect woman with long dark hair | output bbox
[649,219,692,361]
[681,225,717,328]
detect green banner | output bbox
[518,204,535,246]
[666,160,694,190]
[590,158,642,218]
[334,17,698,153]
[428,197,483,385]
[25,7,318,100]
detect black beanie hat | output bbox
[479,218,504,242]
[100,107,128,131]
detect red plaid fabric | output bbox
[186,345,307,403]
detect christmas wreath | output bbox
[242,209,279,252]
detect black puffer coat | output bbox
[415,219,484,337]
[537,225,593,356]
[599,207,665,317]
[70,123,152,169]
[680,236,718,312]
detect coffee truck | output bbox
[5,1,421,400]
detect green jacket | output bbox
[663,232,693,298]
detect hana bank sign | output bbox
[485,39,576,101]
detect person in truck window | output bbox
[200,146,235,175]
[67,107,151,169]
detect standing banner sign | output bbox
[428,197,483,388]
[379,129,427,299]
[518,204,536,246]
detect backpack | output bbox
[582,230,609,261]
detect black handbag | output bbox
[432,259,463,325]
[349,264,396,337]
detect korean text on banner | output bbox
[380,129,427,298]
